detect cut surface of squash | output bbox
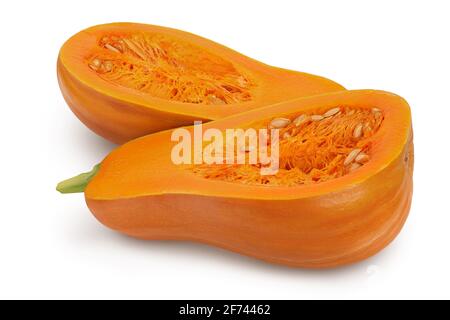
[58,22,345,143]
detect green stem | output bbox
[56,164,101,194]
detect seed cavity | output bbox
[192,107,383,186]
[89,33,254,105]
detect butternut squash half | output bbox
[57,90,413,268]
[57,22,345,144]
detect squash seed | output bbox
[293,114,308,126]
[237,76,248,87]
[207,95,226,105]
[344,148,362,166]
[88,58,102,71]
[122,38,146,60]
[311,115,324,121]
[349,162,362,172]
[105,43,121,53]
[353,123,363,139]
[270,118,291,129]
[355,153,369,164]
[374,111,382,119]
[103,61,113,72]
[323,107,340,118]
[364,122,372,133]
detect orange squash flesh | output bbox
[82,90,413,268]
[57,22,345,144]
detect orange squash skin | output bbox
[87,169,412,268]
[57,23,345,144]
[84,90,413,268]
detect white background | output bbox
[0,0,448,299]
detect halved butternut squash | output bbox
[57,90,413,268]
[57,22,345,143]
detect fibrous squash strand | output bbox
[192,106,384,186]
[87,33,254,105]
